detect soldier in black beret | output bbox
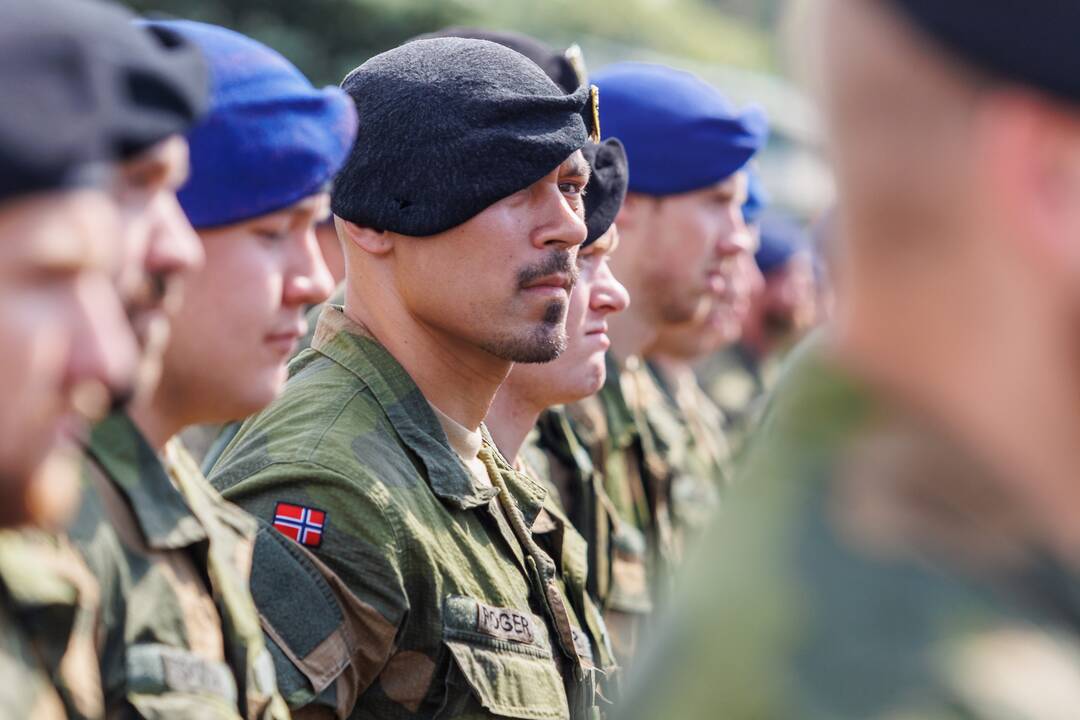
[0,0,207,715]
[0,0,145,532]
[98,8,210,401]
[210,36,618,718]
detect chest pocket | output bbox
[438,595,570,720]
[125,643,242,719]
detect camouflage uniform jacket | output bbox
[697,343,779,452]
[564,354,676,662]
[208,305,603,719]
[69,411,288,719]
[620,340,1080,720]
[644,360,731,553]
[517,437,620,707]
[0,529,104,719]
[529,408,614,611]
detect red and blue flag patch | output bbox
[272,502,326,548]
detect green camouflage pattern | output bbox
[620,340,1080,719]
[528,408,614,615]
[69,411,288,720]
[640,361,727,559]
[208,305,605,719]
[563,354,675,663]
[696,343,779,452]
[517,441,620,710]
[0,529,104,720]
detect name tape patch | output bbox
[475,601,535,645]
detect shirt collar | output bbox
[310,305,498,510]
[85,411,207,549]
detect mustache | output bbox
[516,251,578,289]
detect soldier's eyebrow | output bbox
[561,152,591,185]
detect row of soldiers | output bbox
[8,0,1076,718]
[2,0,802,716]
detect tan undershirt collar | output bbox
[428,402,492,489]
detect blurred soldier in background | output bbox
[564,61,766,661]
[641,171,765,538]
[210,37,606,718]
[621,0,1080,717]
[703,212,818,446]
[67,16,355,718]
[0,1,147,714]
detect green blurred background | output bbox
[118,0,784,85]
[116,0,831,216]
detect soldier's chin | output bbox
[0,445,81,530]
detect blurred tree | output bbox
[118,0,773,85]
[705,0,785,27]
[121,0,469,84]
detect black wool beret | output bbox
[0,0,125,204]
[885,0,1080,105]
[581,138,628,246]
[416,27,586,94]
[0,0,209,204]
[109,20,210,158]
[332,37,594,237]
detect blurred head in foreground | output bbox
[825,0,1080,490]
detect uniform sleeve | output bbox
[216,460,407,718]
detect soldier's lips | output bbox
[521,273,573,298]
[264,323,306,356]
[582,323,610,349]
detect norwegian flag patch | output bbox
[272,502,326,548]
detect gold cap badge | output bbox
[588,84,601,143]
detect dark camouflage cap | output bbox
[416,26,587,94]
[581,138,628,246]
[331,37,597,237]
[0,0,209,206]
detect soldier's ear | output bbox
[337,217,394,256]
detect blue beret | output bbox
[755,214,809,275]
[742,168,769,227]
[151,20,357,229]
[592,62,768,196]
[886,0,1080,105]
[332,38,593,237]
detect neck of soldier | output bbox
[606,300,657,368]
[128,373,214,451]
[839,231,1080,565]
[128,392,182,451]
[486,381,549,465]
[345,285,510,432]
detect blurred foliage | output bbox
[118,0,774,86]
[707,0,786,27]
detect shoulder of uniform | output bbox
[209,380,408,498]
